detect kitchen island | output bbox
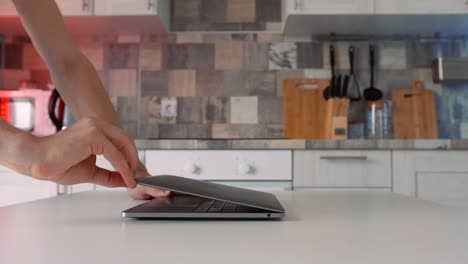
[1,190,468,264]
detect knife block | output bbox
[325,98,350,140]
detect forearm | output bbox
[50,54,120,126]
[0,119,36,176]
[13,0,120,126]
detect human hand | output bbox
[28,117,139,188]
[126,163,171,200]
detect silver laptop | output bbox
[122,175,285,219]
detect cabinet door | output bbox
[287,0,375,14]
[417,172,468,209]
[0,166,57,207]
[392,151,468,209]
[376,0,468,14]
[145,150,292,181]
[0,0,17,16]
[94,0,156,15]
[56,0,93,16]
[294,151,392,188]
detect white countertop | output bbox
[1,190,468,264]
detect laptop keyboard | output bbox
[194,199,259,213]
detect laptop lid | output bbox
[136,175,285,213]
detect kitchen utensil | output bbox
[283,79,330,139]
[347,46,362,101]
[335,75,342,98]
[323,45,336,100]
[342,74,349,98]
[364,45,383,102]
[392,80,438,139]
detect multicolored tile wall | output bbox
[1,1,468,139]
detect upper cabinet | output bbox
[0,0,170,35]
[93,0,171,31]
[94,0,157,16]
[0,0,16,16]
[283,0,468,36]
[56,0,93,16]
[375,0,468,14]
[283,0,376,37]
[285,0,375,15]
[0,0,93,16]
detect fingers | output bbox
[95,121,140,173]
[127,185,171,200]
[92,167,126,188]
[91,134,136,188]
[143,186,171,198]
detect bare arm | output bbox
[10,0,168,199]
[0,118,35,176]
[12,0,119,126]
[0,116,138,188]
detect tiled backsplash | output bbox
[2,33,468,139]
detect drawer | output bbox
[294,151,392,188]
[145,150,292,181]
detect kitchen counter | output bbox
[135,139,468,150]
[1,190,468,264]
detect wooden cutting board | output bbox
[392,81,438,139]
[283,79,330,139]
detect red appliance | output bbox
[0,89,57,135]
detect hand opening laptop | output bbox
[122,175,285,219]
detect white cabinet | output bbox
[56,0,93,16]
[376,0,468,14]
[94,0,157,15]
[0,0,93,16]
[145,150,292,181]
[286,0,375,15]
[0,0,17,16]
[393,151,468,209]
[0,166,57,207]
[294,151,392,188]
[93,0,171,32]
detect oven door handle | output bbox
[48,89,64,132]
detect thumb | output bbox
[92,167,127,188]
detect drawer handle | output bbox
[184,163,201,175]
[320,156,368,161]
[238,162,256,175]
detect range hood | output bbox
[432,57,468,83]
[284,14,468,37]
